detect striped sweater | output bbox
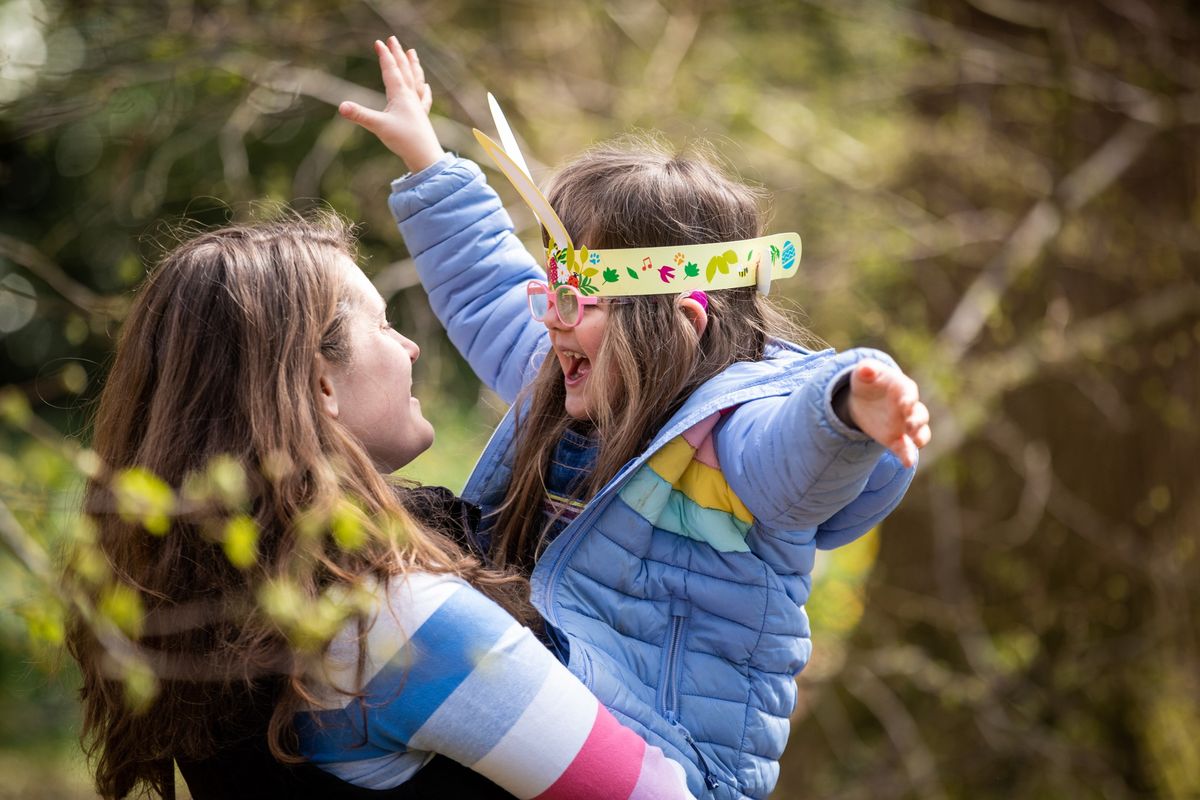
[296,571,695,799]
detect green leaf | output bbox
[684,262,699,277]
[222,515,259,570]
[626,267,639,280]
[770,244,781,264]
[603,267,619,283]
[579,276,598,295]
[100,583,145,638]
[706,255,722,282]
[207,455,248,509]
[121,660,159,714]
[0,388,31,427]
[113,467,175,535]
[331,499,366,551]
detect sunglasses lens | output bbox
[555,286,581,326]
[528,285,549,320]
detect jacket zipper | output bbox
[659,600,689,722]
[657,601,720,792]
[678,725,721,792]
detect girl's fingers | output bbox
[420,83,433,113]
[906,401,930,434]
[912,424,932,449]
[409,48,425,85]
[375,39,405,93]
[892,436,918,469]
[387,36,413,85]
[338,101,383,132]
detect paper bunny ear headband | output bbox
[472,94,801,298]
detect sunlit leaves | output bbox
[258,577,371,654]
[120,658,159,715]
[0,388,32,427]
[112,467,174,536]
[330,498,367,552]
[98,582,144,639]
[182,454,248,512]
[221,514,258,570]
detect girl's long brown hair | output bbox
[489,135,817,571]
[65,213,531,799]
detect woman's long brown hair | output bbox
[65,213,531,799]
[489,135,817,572]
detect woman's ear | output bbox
[314,356,339,419]
[677,295,709,338]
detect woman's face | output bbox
[319,256,435,472]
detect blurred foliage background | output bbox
[1,0,1198,797]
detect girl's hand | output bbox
[339,37,445,173]
[844,360,931,468]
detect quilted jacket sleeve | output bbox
[716,347,916,540]
[388,155,550,404]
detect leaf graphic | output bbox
[627,267,639,280]
[684,261,699,277]
[722,249,737,264]
[603,268,619,283]
[706,255,721,282]
[583,268,599,278]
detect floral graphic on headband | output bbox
[545,242,602,295]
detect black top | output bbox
[177,486,516,799]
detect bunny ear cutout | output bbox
[487,93,533,182]
[473,96,574,258]
[473,129,573,255]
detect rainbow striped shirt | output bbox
[296,572,694,799]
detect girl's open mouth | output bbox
[559,348,591,387]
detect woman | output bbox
[65,214,694,799]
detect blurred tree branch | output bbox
[0,233,125,318]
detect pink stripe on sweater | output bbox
[534,705,644,800]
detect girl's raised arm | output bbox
[341,39,549,402]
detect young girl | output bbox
[341,38,930,800]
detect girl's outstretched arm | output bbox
[298,572,697,799]
[341,39,548,402]
[716,348,925,534]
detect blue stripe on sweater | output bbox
[363,584,512,748]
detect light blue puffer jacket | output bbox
[390,155,916,799]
